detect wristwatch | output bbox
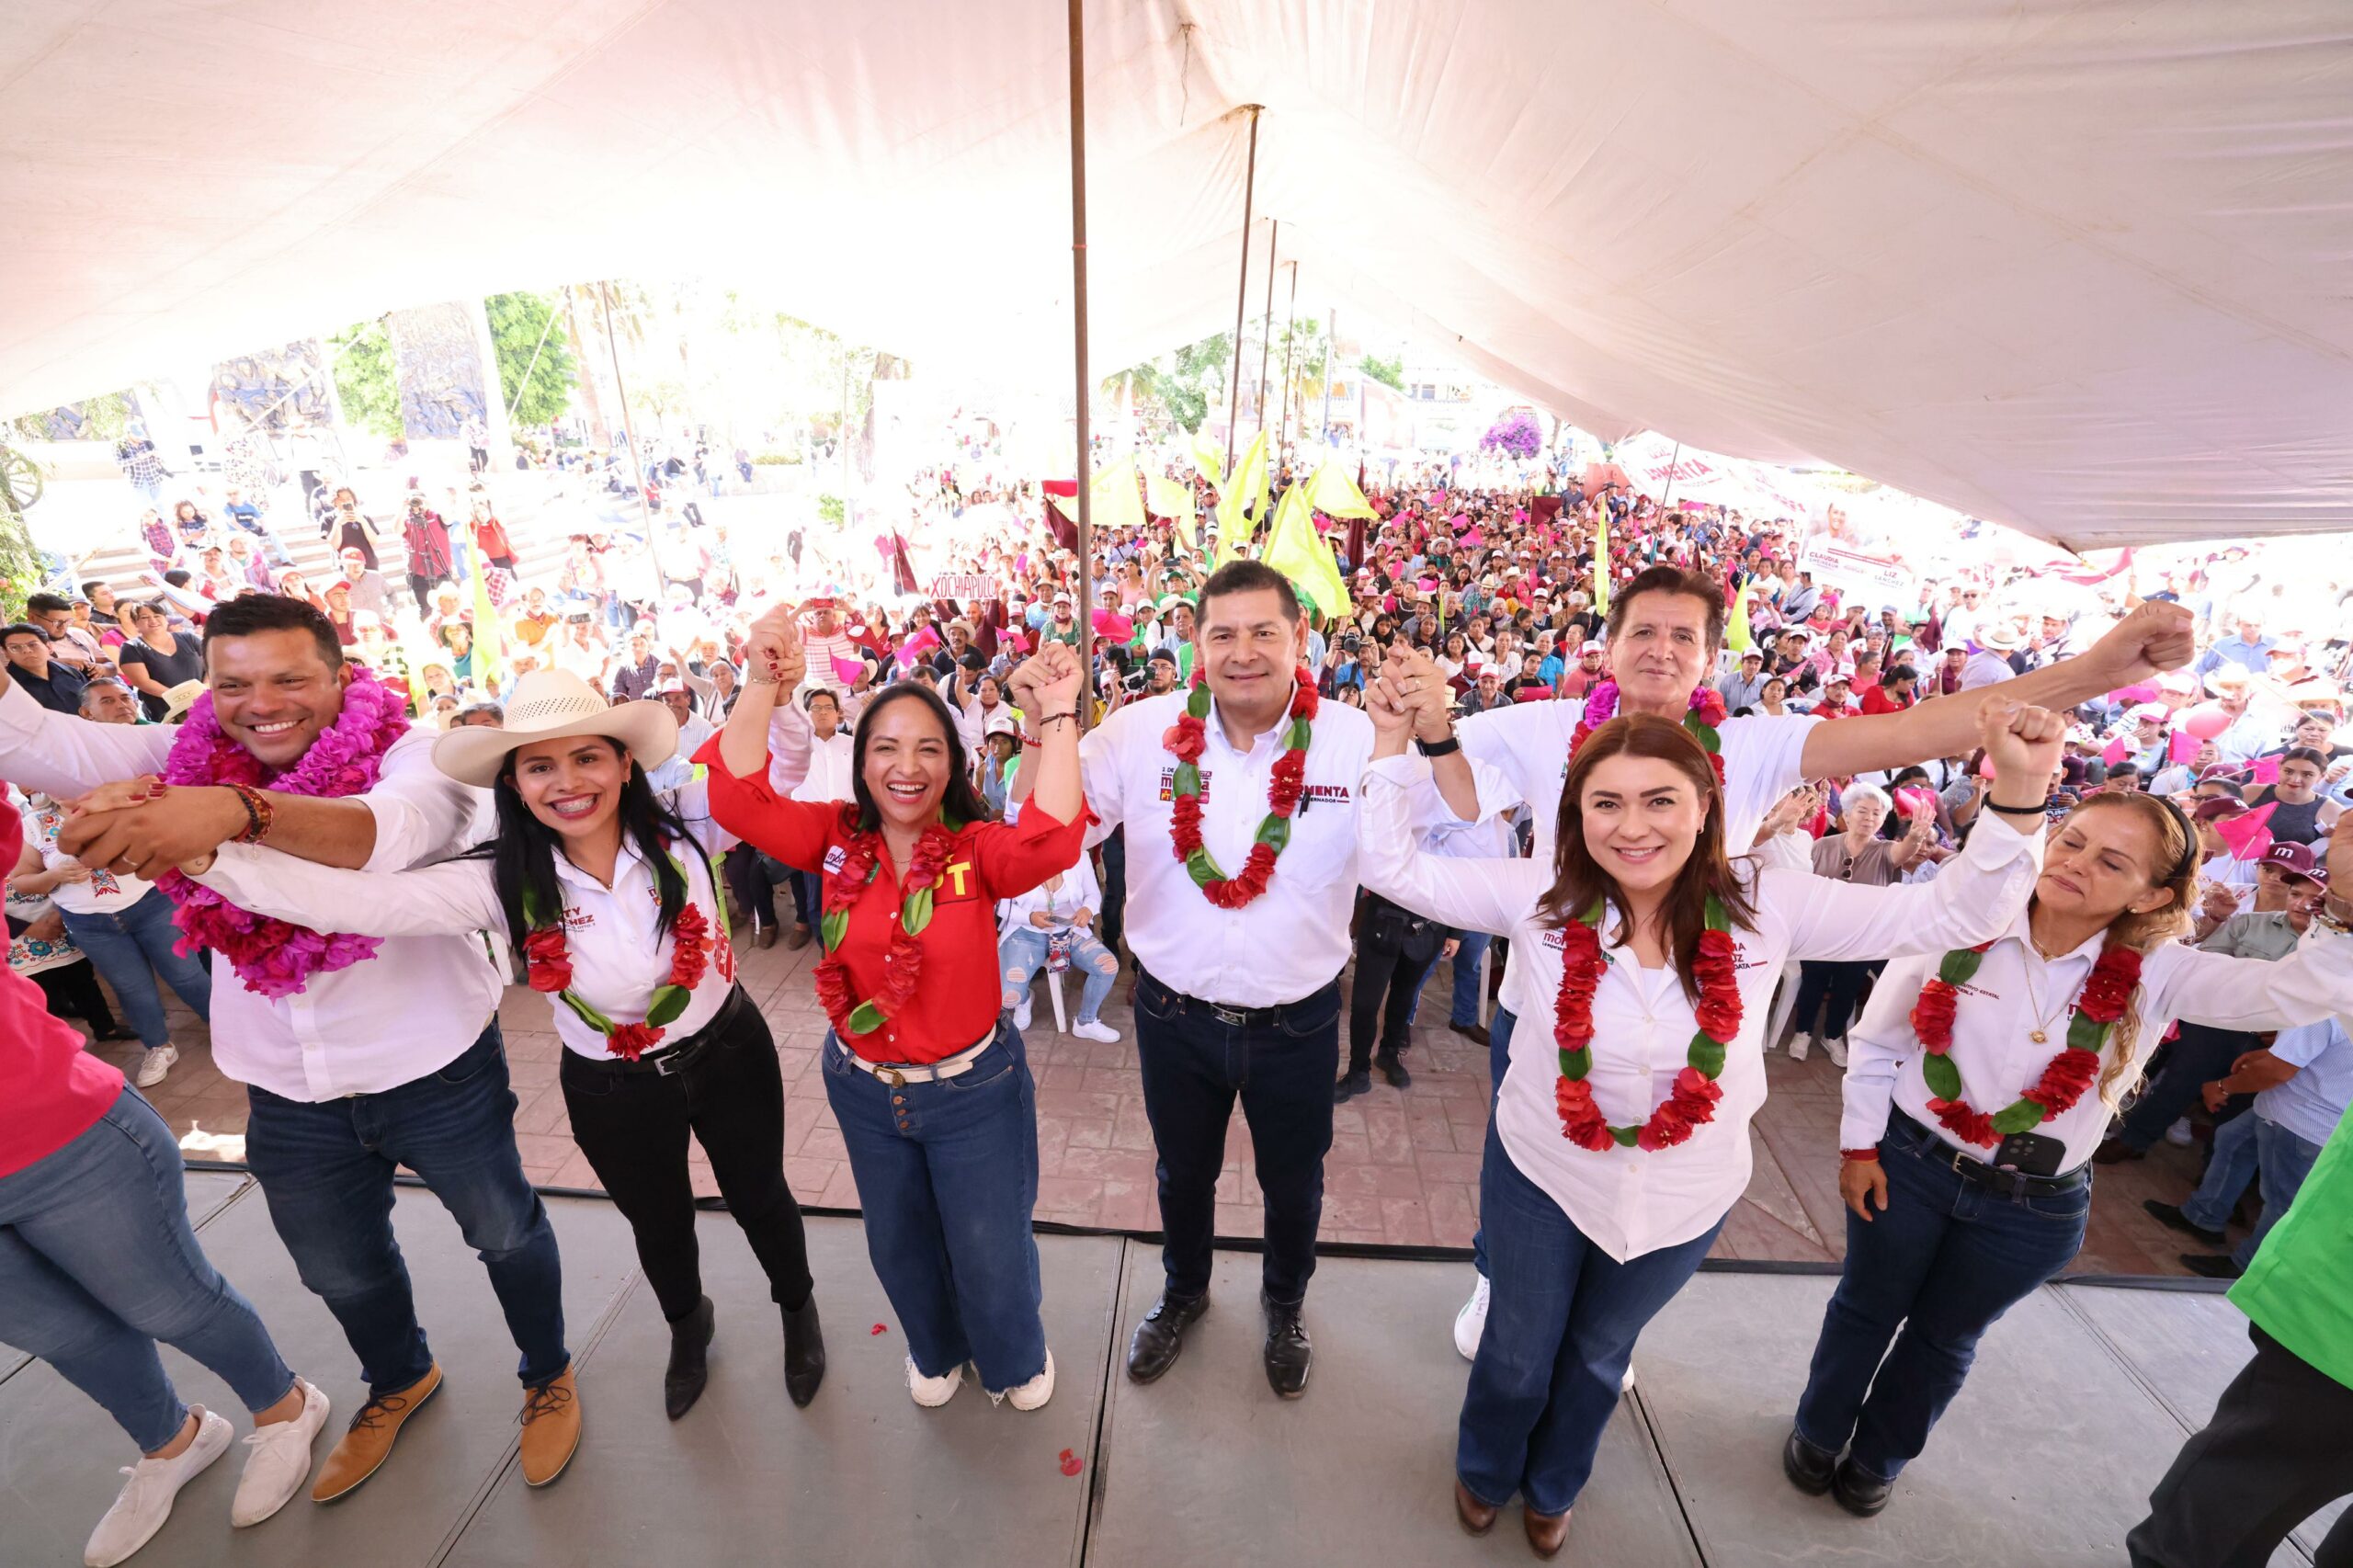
[1415,733,1461,758]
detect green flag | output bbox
[1189,431,1225,487]
[1302,460,1377,520]
[1726,578,1754,654]
[1263,481,1351,619]
[1214,431,1269,566]
[1593,509,1611,614]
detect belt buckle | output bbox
[879,1065,907,1088]
[1208,1003,1250,1028]
[654,1050,686,1077]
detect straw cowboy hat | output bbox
[1976,620,2027,653]
[161,680,209,722]
[433,669,677,789]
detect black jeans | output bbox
[1098,829,1127,960]
[2129,1324,2353,1568]
[1347,897,1443,1071]
[560,989,813,1323]
[1792,959,1880,1040]
[2116,1022,2260,1152]
[1133,970,1340,1306]
[723,845,777,929]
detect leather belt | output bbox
[834,1030,996,1086]
[1893,1109,2090,1198]
[567,987,745,1081]
[1138,970,1328,1029]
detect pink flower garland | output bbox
[153,668,410,998]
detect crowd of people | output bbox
[5,436,2352,1567]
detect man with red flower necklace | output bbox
[1398,563,2198,1359]
[1787,799,2353,1519]
[1012,561,1374,1398]
[0,594,578,1501]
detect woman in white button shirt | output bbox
[1358,684,2063,1557]
[1786,795,2353,1518]
[175,670,824,1423]
[998,844,1120,1044]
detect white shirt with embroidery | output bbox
[1358,753,2044,1261]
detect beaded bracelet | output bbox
[226,783,275,846]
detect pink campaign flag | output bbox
[2247,755,2283,787]
[2101,738,2130,767]
[895,626,941,665]
[1450,513,1472,532]
[2170,730,2203,765]
[1461,528,1485,549]
[2214,802,2278,861]
[832,654,867,685]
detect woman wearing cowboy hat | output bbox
[170,668,824,1423]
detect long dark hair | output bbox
[1534,714,1759,1006]
[847,683,991,833]
[474,736,694,955]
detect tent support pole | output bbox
[1661,440,1682,506]
[1222,106,1262,480]
[1066,0,1095,726]
[1255,220,1279,443]
[1323,307,1336,442]
[1278,260,1299,458]
[598,280,661,581]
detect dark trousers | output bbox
[34,960,119,1034]
[560,989,813,1323]
[1347,909,1442,1071]
[2117,1022,2259,1152]
[1791,959,1879,1040]
[1793,1110,2088,1481]
[788,869,820,928]
[1133,970,1339,1305]
[243,1021,568,1395]
[2129,1324,2353,1568]
[723,845,777,929]
[407,571,444,617]
[1098,829,1127,960]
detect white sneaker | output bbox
[1069,1019,1120,1044]
[1005,1349,1056,1411]
[229,1380,329,1528]
[85,1407,232,1567]
[1621,1364,1637,1393]
[1012,995,1033,1031]
[1790,1032,1813,1063]
[1453,1273,1491,1361]
[2165,1117,2195,1147]
[906,1358,963,1408]
[134,1045,178,1088]
[1822,1035,1849,1068]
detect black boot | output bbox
[1782,1428,1837,1494]
[1126,1291,1209,1383]
[1831,1457,1893,1517]
[665,1295,715,1420]
[782,1294,826,1407]
[1333,1066,1372,1104]
[1262,1292,1312,1398]
[1373,1051,1411,1090]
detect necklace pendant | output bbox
[2030,1028,2048,1044]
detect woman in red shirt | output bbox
[1859,665,1917,717]
[705,607,1088,1412]
[0,798,328,1564]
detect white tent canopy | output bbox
[6,1,2352,551]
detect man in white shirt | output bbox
[0,593,579,1499]
[1015,561,1372,1398]
[1960,621,2024,689]
[645,683,716,794]
[1400,562,2196,1357]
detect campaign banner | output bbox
[1798,537,1913,602]
[928,574,997,601]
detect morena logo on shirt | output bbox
[823,845,847,876]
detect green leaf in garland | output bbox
[1684,714,1722,754]
[1938,947,1987,987]
[1921,1052,1964,1101]
[1703,893,1730,932]
[1256,815,1291,853]
[847,1000,887,1035]
[1990,1099,2049,1136]
[1610,1125,1641,1148]
[645,984,689,1027]
[1186,684,1212,720]
[820,907,848,952]
[1286,717,1311,750]
[2066,1013,2106,1053]
[1172,761,1201,796]
[903,887,935,936]
[1558,1047,1592,1078]
[558,989,614,1035]
[1185,846,1225,888]
[1687,1034,1725,1079]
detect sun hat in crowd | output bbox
[2205,666,2253,696]
[434,669,677,789]
[2127,703,2167,724]
[161,680,209,722]
[2192,795,2249,822]
[1977,621,2027,653]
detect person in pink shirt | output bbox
[0,795,328,1565]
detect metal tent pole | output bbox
[598,281,661,581]
[1277,259,1300,456]
[1066,0,1096,729]
[1222,106,1263,479]
[1255,220,1279,442]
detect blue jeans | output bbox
[821,1022,1044,1392]
[1449,932,1493,1028]
[1000,926,1117,1025]
[1471,1006,1518,1278]
[1133,971,1340,1306]
[1458,1119,1723,1516]
[0,1087,294,1450]
[243,1022,568,1395]
[2234,1116,2324,1272]
[2181,1106,2261,1239]
[63,893,211,1050]
[1794,1110,2089,1482]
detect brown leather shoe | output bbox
[1525,1506,1569,1558]
[782,923,812,950]
[311,1363,443,1502]
[517,1365,582,1487]
[1453,1478,1497,1536]
[754,926,779,950]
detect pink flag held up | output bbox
[2170,730,2203,765]
[2213,802,2278,861]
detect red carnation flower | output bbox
[522,928,573,994]
[607,1021,665,1062]
[1163,714,1207,764]
[1910,980,1959,1051]
[2022,1046,2100,1111]
[1694,993,1742,1040]
[1928,1096,2001,1149]
[2076,946,2141,1024]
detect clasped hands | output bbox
[49,776,244,878]
[1364,649,1454,749]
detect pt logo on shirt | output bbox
[935,858,980,904]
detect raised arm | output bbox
[2154,813,2353,1034]
[1800,600,2195,780]
[0,675,174,798]
[719,601,802,783]
[182,842,503,937]
[1358,680,1547,937]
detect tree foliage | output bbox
[486,290,577,426]
[1360,353,1405,392]
[1113,332,1231,433]
[329,320,405,441]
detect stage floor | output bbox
[0,1179,2331,1567]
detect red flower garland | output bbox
[813,823,955,1044]
[1911,940,2142,1148]
[1551,899,1742,1153]
[520,876,719,1062]
[1163,668,1318,910]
